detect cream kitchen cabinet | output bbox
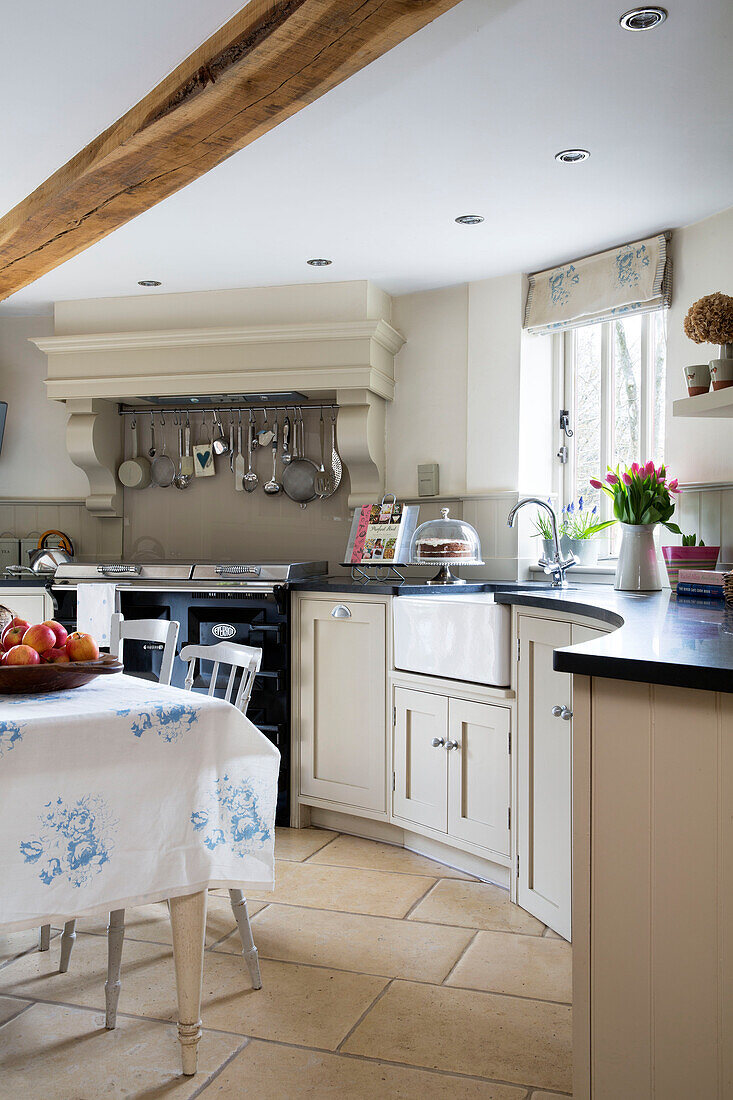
[295,593,388,818]
[0,586,53,627]
[515,611,609,940]
[393,686,511,862]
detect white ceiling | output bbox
[2,0,732,314]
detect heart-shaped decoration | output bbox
[196,450,211,468]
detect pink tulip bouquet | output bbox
[587,461,682,534]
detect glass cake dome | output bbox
[409,508,483,585]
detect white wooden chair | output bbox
[43,639,266,1029]
[178,641,264,993]
[109,612,180,686]
[39,614,181,1028]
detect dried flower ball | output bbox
[684,292,733,346]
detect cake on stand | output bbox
[410,508,484,585]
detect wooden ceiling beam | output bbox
[0,0,462,302]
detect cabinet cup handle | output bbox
[431,737,445,748]
[552,705,573,720]
[331,605,351,619]
[445,739,459,751]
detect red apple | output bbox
[22,623,57,655]
[65,631,99,663]
[43,646,71,664]
[43,620,68,648]
[2,623,28,650]
[4,644,41,666]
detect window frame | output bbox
[557,311,664,559]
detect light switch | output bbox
[418,463,439,497]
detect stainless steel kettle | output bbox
[27,530,74,574]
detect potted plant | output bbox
[561,498,602,565]
[531,504,564,560]
[661,533,720,592]
[588,461,681,591]
[684,292,733,389]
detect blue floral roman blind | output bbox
[523,232,672,335]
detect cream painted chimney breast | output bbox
[29,282,404,515]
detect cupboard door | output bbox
[447,699,510,859]
[393,687,448,832]
[517,615,573,939]
[298,597,387,812]
[0,589,52,625]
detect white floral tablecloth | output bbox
[0,674,279,932]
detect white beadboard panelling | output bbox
[720,489,733,565]
[701,491,723,552]
[0,503,122,560]
[672,485,733,566]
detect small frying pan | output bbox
[282,408,318,507]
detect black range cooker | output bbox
[51,560,327,823]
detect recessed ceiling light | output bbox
[619,6,667,31]
[455,214,484,225]
[307,258,332,267]
[137,279,161,287]
[554,149,590,164]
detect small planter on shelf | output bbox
[684,293,733,390]
[662,536,720,592]
[683,363,710,397]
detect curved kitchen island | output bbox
[500,586,733,1100]
[293,578,733,1100]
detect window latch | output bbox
[559,409,574,438]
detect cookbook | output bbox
[344,496,419,565]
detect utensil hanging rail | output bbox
[118,403,339,417]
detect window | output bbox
[561,310,667,554]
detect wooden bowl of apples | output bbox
[0,618,122,695]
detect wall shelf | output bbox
[673,388,733,418]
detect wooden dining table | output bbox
[0,673,279,1074]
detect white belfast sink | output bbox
[393,593,511,687]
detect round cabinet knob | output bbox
[331,605,351,619]
[445,739,459,751]
[552,705,573,721]
[431,737,445,748]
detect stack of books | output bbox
[676,570,726,601]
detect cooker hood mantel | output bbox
[31,315,405,516]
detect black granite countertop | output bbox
[290,576,491,595]
[294,576,733,692]
[492,585,733,693]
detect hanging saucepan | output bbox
[118,417,151,489]
[281,408,318,507]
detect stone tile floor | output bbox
[0,828,572,1098]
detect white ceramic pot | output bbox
[683,362,710,396]
[614,522,661,591]
[568,538,599,566]
[709,356,733,390]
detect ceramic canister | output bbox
[709,358,733,390]
[683,363,710,396]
